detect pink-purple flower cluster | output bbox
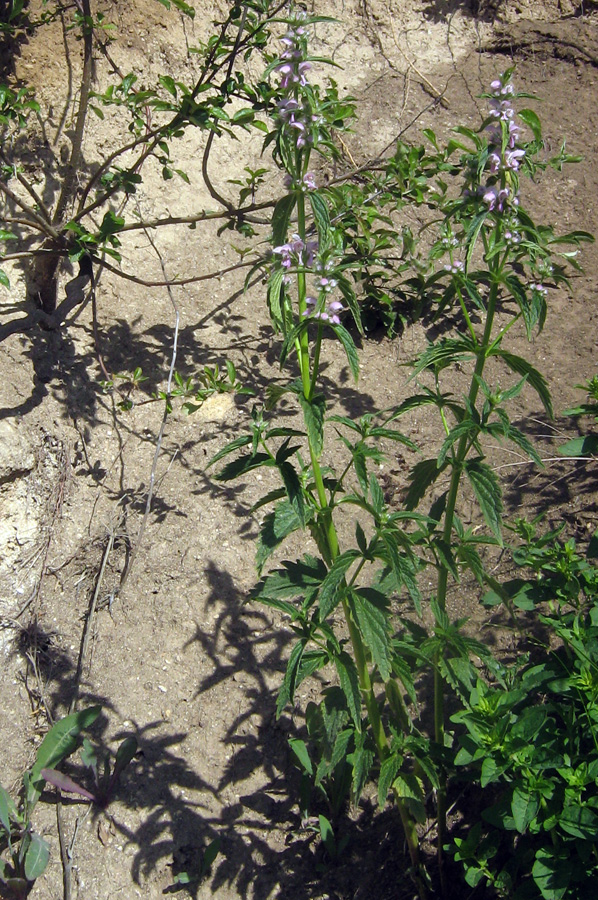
[283,172,317,191]
[444,260,464,275]
[273,233,318,269]
[479,74,525,214]
[303,296,345,325]
[275,21,311,89]
[273,16,315,151]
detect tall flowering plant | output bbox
[207,8,593,895]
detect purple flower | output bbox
[302,172,317,190]
[488,152,501,174]
[483,186,510,213]
[303,297,346,326]
[505,149,525,170]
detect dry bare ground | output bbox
[1,1,598,898]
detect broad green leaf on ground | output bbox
[27,706,101,807]
[24,833,50,881]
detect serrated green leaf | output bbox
[319,550,359,620]
[393,773,426,823]
[331,323,359,381]
[334,651,362,729]
[213,451,271,482]
[491,350,553,418]
[349,731,374,804]
[267,267,285,331]
[380,533,422,614]
[299,392,325,458]
[369,473,384,516]
[438,420,478,468]
[309,192,330,246]
[465,458,503,542]
[272,193,296,248]
[0,269,10,289]
[336,275,363,335]
[24,833,50,881]
[277,640,306,716]
[256,501,308,574]
[465,210,489,271]
[350,588,391,680]
[253,555,326,602]
[405,458,443,510]
[278,460,305,526]
[206,434,252,468]
[378,753,402,810]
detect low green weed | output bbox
[0,707,100,898]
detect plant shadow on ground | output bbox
[420,0,505,23]
[101,559,424,900]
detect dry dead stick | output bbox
[68,529,115,715]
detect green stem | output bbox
[433,256,501,876]
[293,173,425,893]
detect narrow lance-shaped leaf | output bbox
[331,323,359,381]
[278,459,305,526]
[349,731,375,805]
[491,349,553,418]
[272,193,296,248]
[309,191,330,247]
[40,768,97,802]
[0,782,18,834]
[299,392,325,458]
[381,533,422,615]
[27,706,102,808]
[378,753,402,810]
[277,640,306,717]
[334,651,362,730]
[319,550,360,620]
[256,501,308,574]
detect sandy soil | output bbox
[1,1,598,898]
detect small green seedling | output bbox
[40,735,138,809]
[0,706,101,899]
[166,837,221,893]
